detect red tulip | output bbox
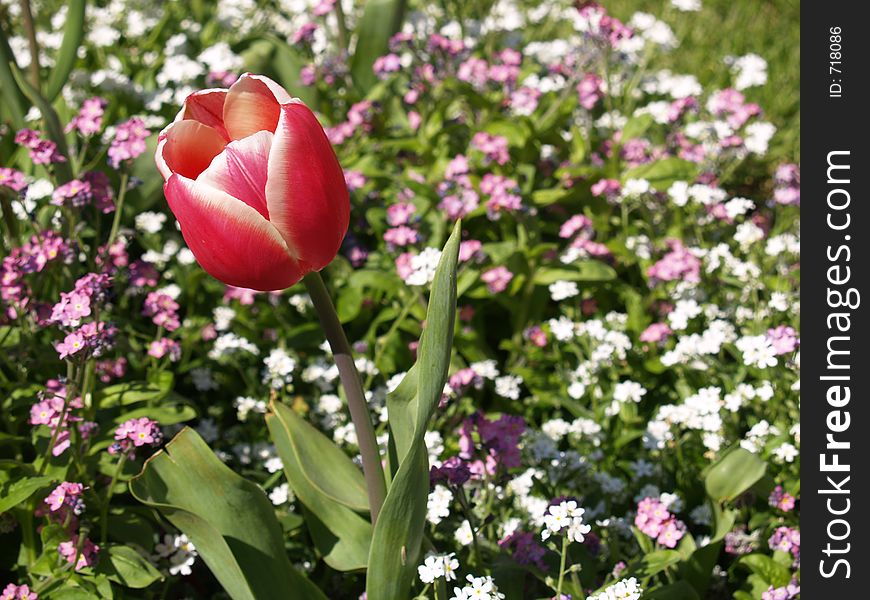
[155,73,349,291]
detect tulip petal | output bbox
[181,89,230,140]
[198,130,272,219]
[223,74,282,141]
[265,102,350,270]
[165,174,302,291]
[157,120,227,181]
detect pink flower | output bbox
[66,97,107,136]
[591,178,621,199]
[559,215,592,239]
[108,117,149,168]
[768,486,796,512]
[142,292,181,331]
[576,73,603,109]
[766,325,799,355]
[640,323,672,343]
[384,225,419,247]
[459,240,483,262]
[373,53,402,77]
[647,240,701,283]
[56,331,86,360]
[344,170,366,191]
[0,167,28,192]
[112,417,163,456]
[45,482,85,513]
[386,202,416,226]
[481,266,513,293]
[148,338,182,361]
[471,132,510,165]
[58,536,99,571]
[2,583,38,600]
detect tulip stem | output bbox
[106,171,129,249]
[303,271,387,525]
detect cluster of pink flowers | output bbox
[481,266,513,294]
[706,88,762,130]
[766,325,799,355]
[1,232,74,319]
[344,169,366,191]
[457,49,521,89]
[95,356,127,383]
[498,531,547,569]
[647,240,701,283]
[326,100,376,145]
[481,174,522,219]
[458,412,526,475]
[508,86,541,116]
[446,367,485,398]
[373,53,402,77]
[107,117,149,169]
[50,172,114,212]
[65,97,107,137]
[773,164,800,206]
[0,167,28,192]
[768,486,796,512]
[761,581,800,600]
[14,129,66,164]
[577,3,633,47]
[438,156,480,220]
[50,273,111,327]
[142,291,181,331]
[634,497,687,548]
[559,212,613,259]
[524,325,548,347]
[110,417,163,458]
[768,526,800,563]
[1,583,37,599]
[58,535,100,571]
[55,321,118,361]
[44,482,86,519]
[29,380,94,457]
[40,482,99,570]
[471,132,510,165]
[148,337,182,361]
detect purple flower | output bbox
[66,97,107,137]
[58,536,99,571]
[0,167,28,192]
[107,118,149,168]
[481,266,513,293]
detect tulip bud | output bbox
[155,73,349,291]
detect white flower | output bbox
[541,500,591,542]
[213,306,236,331]
[736,335,778,368]
[263,348,296,388]
[548,316,577,341]
[427,485,453,524]
[671,0,701,11]
[269,483,294,506]
[406,247,442,286]
[135,211,167,234]
[773,442,798,463]
[588,577,642,600]
[494,375,523,400]
[549,280,579,301]
[744,122,776,154]
[454,519,474,546]
[613,380,647,403]
[729,53,768,90]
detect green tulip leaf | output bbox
[350,0,407,92]
[367,220,460,600]
[45,0,85,102]
[266,402,372,571]
[130,427,325,600]
[705,447,766,502]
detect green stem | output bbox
[332,0,349,51]
[556,535,569,598]
[100,452,127,545]
[106,171,129,249]
[18,0,41,88]
[37,362,76,475]
[303,271,387,525]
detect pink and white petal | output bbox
[157,120,227,180]
[222,74,282,140]
[265,102,350,270]
[180,88,230,139]
[197,130,273,219]
[165,174,302,291]
[241,72,293,103]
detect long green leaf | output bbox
[45,0,85,101]
[350,0,407,92]
[0,36,28,127]
[10,64,73,182]
[367,221,461,600]
[266,402,372,571]
[705,447,766,502]
[130,428,325,600]
[0,475,54,513]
